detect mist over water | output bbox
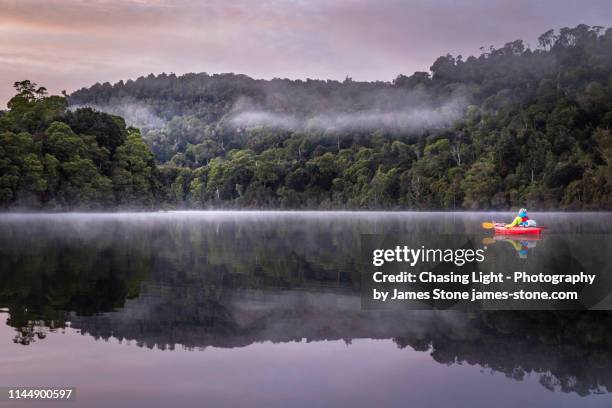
[1,211,612,407]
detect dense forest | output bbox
[0,81,158,208]
[2,24,612,209]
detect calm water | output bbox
[0,211,611,407]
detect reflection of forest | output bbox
[1,213,611,395]
[67,288,612,397]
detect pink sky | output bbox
[1,0,611,106]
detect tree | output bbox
[462,155,501,209]
[45,122,86,161]
[0,83,158,208]
[62,108,127,154]
[112,128,157,206]
[59,157,113,206]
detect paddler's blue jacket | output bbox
[506,210,529,228]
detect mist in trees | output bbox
[3,25,612,210]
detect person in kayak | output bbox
[505,208,536,228]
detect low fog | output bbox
[228,97,467,133]
[70,75,473,136]
[225,82,470,133]
[70,100,165,130]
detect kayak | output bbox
[494,226,544,235]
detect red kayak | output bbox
[494,226,544,235]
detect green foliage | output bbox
[1,80,67,134]
[0,131,44,204]
[3,25,612,209]
[0,82,158,209]
[65,25,612,209]
[46,122,86,161]
[462,155,501,209]
[112,128,157,206]
[62,107,127,154]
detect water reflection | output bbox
[483,235,542,259]
[0,212,611,400]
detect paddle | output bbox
[481,221,502,229]
[482,237,496,245]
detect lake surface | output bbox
[0,211,611,407]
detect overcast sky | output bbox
[1,0,611,105]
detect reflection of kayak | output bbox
[494,226,544,235]
[493,234,542,242]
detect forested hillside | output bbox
[0,81,158,208]
[3,25,612,209]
